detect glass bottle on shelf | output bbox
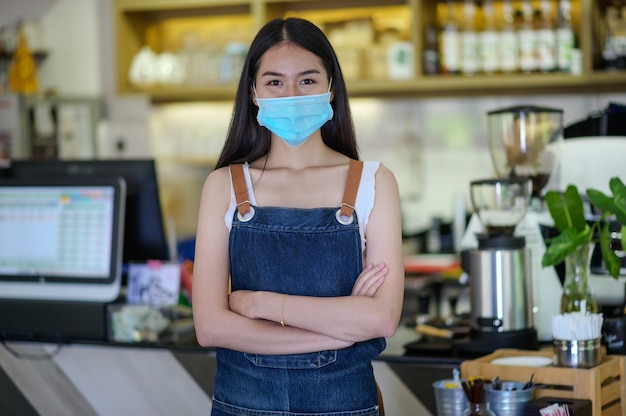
[517,0,538,73]
[480,0,500,74]
[499,0,519,73]
[535,0,557,72]
[440,0,461,75]
[423,23,440,75]
[460,0,479,75]
[556,0,575,72]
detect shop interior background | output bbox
[1,0,625,242]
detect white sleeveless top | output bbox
[225,161,380,255]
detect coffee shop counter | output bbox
[0,323,461,416]
[0,255,466,415]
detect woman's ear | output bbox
[250,82,258,106]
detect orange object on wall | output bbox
[8,29,39,94]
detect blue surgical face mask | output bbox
[255,81,333,147]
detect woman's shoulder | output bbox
[207,165,232,181]
[364,161,398,190]
[373,162,394,177]
[361,161,394,180]
[202,165,232,196]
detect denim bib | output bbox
[212,161,385,416]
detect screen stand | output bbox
[0,299,116,342]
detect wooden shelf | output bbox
[348,72,626,97]
[0,50,48,62]
[114,0,625,102]
[127,84,238,102]
[125,71,626,103]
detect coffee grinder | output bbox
[460,105,564,351]
[463,177,538,352]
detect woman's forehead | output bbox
[257,43,325,77]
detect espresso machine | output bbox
[461,105,564,349]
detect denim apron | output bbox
[211,161,385,416]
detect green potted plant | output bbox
[542,177,626,312]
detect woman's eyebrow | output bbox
[298,69,322,76]
[260,69,322,77]
[260,70,283,77]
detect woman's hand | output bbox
[351,262,387,297]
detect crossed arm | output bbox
[192,165,404,355]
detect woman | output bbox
[192,17,404,416]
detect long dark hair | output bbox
[215,17,359,169]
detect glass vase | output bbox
[560,243,597,313]
[463,402,496,416]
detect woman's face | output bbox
[253,42,330,99]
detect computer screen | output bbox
[4,159,170,266]
[0,177,126,301]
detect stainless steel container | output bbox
[468,245,533,332]
[432,379,468,416]
[485,381,534,416]
[553,338,601,368]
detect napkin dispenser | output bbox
[524,397,591,416]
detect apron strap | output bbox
[231,161,363,219]
[339,160,364,218]
[229,164,251,217]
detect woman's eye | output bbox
[301,79,314,85]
